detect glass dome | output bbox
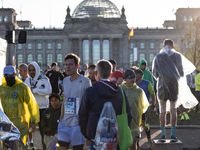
[72,0,121,19]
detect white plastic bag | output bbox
[93,102,119,150]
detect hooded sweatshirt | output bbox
[0,76,39,139]
[139,59,154,87]
[78,80,132,140]
[120,82,149,137]
[25,61,52,109]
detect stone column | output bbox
[53,41,56,62]
[100,38,103,59]
[23,43,26,64]
[119,38,123,64]
[146,40,149,63]
[32,41,36,61]
[89,38,92,64]
[68,38,73,53]
[43,40,46,67]
[109,38,113,59]
[79,38,83,66]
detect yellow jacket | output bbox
[0,76,39,137]
[195,73,200,91]
[120,82,149,137]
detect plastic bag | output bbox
[152,46,198,112]
[0,107,27,150]
[93,102,119,150]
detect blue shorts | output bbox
[58,122,86,146]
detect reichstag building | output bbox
[0,0,200,69]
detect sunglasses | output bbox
[128,76,135,79]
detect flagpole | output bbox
[2,0,3,8]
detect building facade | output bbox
[0,0,200,70]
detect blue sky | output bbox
[1,0,200,28]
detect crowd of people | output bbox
[0,39,199,150]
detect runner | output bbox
[152,39,198,142]
[135,69,155,148]
[0,66,39,145]
[139,59,154,87]
[109,59,124,85]
[25,61,52,149]
[120,69,149,150]
[78,60,132,150]
[57,53,91,150]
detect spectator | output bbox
[88,64,97,85]
[25,61,52,149]
[120,69,149,150]
[19,63,35,149]
[0,66,39,145]
[109,59,124,85]
[57,53,91,150]
[78,60,132,150]
[135,69,155,148]
[139,59,154,87]
[46,62,64,94]
[84,63,89,77]
[18,63,28,82]
[45,65,51,74]
[41,92,61,150]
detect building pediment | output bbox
[68,20,124,34]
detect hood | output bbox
[28,61,40,82]
[120,81,137,89]
[160,46,175,56]
[2,76,23,88]
[139,59,147,70]
[93,80,119,99]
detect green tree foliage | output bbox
[182,17,200,70]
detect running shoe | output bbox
[180,115,184,121]
[147,139,153,148]
[184,113,190,120]
[29,143,36,150]
[159,135,166,142]
[170,135,178,142]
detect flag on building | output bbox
[20,11,22,14]
[128,27,134,45]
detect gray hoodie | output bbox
[25,61,52,109]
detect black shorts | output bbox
[157,79,178,101]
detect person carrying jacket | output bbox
[25,61,52,150]
[78,60,132,150]
[0,66,39,145]
[120,69,149,150]
[139,59,154,87]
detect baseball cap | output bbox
[4,66,15,75]
[124,69,135,79]
[49,93,60,100]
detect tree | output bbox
[182,17,200,70]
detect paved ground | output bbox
[1,126,200,150]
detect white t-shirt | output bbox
[61,75,91,127]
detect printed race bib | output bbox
[64,98,80,114]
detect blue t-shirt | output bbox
[136,80,154,102]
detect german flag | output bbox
[128,27,134,45]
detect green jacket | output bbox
[139,59,154,87]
